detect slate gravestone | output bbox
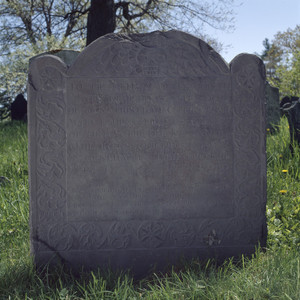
[11,94,27,121]
[280,96,300,151]
[29,49,79,67]
[28,30,267,276]
[265,81,280,132]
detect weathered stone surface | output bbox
[265,81,280,131]
[28,30,267,277]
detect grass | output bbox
[0,118,300,299]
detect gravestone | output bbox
[265,81,280,132]
[28,30,267,276]
[280,96,300,151]
[11,94,27,121]
[29,49,79,67]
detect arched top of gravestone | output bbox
[68,30,230,77]
[229,53,266,82]
[28,50,79,92]
[28,54,68,92]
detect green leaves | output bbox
[262,25,300,97]
[0,34,85,98]
[0,90,12,120]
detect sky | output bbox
[205,0,300,63]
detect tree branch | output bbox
[64,3,90,38]
[115,0,155,28]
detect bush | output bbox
[0,90,12,120]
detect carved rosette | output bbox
[137,222,166,248]
[167,221,195,247]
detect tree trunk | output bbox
[86,0,116,46]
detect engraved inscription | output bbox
[66,76,234,221]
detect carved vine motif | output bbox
[48,223,76,251]
[35,64,67,223]
[40,217,264,251]
[108,222,130,249]
[36,93,65,122]
[95,42,143,76]
[92,33,228,77]
[37,179,65,211]
[78,223,106,249]
[232,91,259,120]
[37,152,65,179]
[37,119,66,149]
[232,56,265,221]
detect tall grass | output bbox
[0,118,299,299]
[266,117,300,250]
[0,121,29,259]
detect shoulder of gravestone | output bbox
[29,50,79,66]
[265,80,279,90]
[28,54,68,92]
[230,53,266,75]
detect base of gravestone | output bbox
[33,245,261,278]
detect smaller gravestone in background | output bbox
[29,49,79,67]
[11,94,27,121]
[280,96,300,152]
[265,81,280,132]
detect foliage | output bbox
[271,50,300,96]
[111,0,237,51]
[0,117,300,299]
[0,0,237,52]
[261,25,300,97]
[266,117,300,249]
[273,25,300,59]
[0,0,238,97]
[260,38,283,82]
[0,0,89,54]
[0,91,12,120]
[0,34,85,98]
